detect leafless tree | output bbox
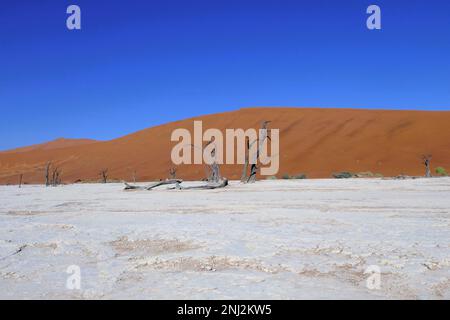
[52,168,57,186]
[18,174,23,188]
[169,167,177,179]
[100,169,108,183]
[124,137,228,191]
[188,140,221,183]
[240,137,250,182]
[45,162,51,186]
[51,167,61,186]
[204,139,221,183]
[422,154,432,178]
[124,139,228,191]
[56,169,62,185]
[126,167,137,183]
[243,120,271,183]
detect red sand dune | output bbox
[1,107,450,184]
[0,138,97,154]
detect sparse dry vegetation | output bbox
[435,167,448,176]
[332,172,354,179]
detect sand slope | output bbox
[1,108,450,184]
[0,138,97,154]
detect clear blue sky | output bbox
[1,0,450,150]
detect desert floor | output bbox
[0,178,449,299]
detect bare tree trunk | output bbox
[132,170,137,183]
[205,140,221,183]
[426,165,431,178]
[209,162,220,183]
[45,162,51,186]
[244,121,271,183]
[169,167,177,179]
[51,167,61,186]
[247,163,258,183]
[100,169,108,183]
[51,168,57,186]
[240,138,250,182]
[423,155,432,178]
[18,174,23,188]
[56,169,61,185]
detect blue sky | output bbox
[1,0,450,150]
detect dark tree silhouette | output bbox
[100,169,108,183]
[45,162,51,186]
[51,167,61,186]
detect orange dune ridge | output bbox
[0,138,97,154]
[1,107,450,184]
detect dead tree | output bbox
[210,163,220,183]
[56,169,61,185]
[51,167,56,186]
[18,174,23,188]
[209,154,220,183]
[422,154,432,178]
[169,167,177,179]
[204,139,220,183]
[186,139,227,188]
[240,137,250,182]
[100,169,108,183]
[189,140,221,183]
[243,120,271,183]
[51,167,61,186]
[127,167,137,183]
[45,162,51,186]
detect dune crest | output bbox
[0,138,98,154]
[1,107,449,184]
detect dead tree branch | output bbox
[0,245,27,261]
[123,178,229,191]
[124,179,183,191]
[173,178,228,190]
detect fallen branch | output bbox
[124,179,182,191]
[0,245,27,261]
[124,178,229,191]
[173,178,228,190]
